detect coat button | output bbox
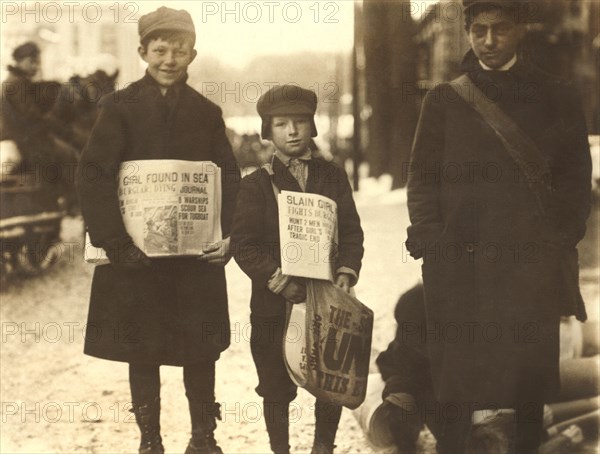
[466,243,475,253]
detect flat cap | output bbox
[463,0,536,15]
[13,41,40,61]
[257,85,317,117]
[257,85,318,139]
[138,6,195,42]
[463,0,537,24]
[463,0,520,10]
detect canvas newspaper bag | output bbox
[284,279,373,409]
[84,159,222,263]
[272,176,373,409]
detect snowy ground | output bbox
[1,181,598,454]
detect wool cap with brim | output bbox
[138,6,196,43]
[257,85,318,139]
[463,0,537,22]
[464,0,523,11]
[12,41,40,61]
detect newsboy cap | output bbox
[463,0,536,20]
[138,6,195,43]
[463,0,537,28]
[463,0,521,11]
[12,41,40,62]
[257,85,318,139]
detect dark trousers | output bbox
[249,313,297,404]
[129,360,219,449]
[129,360,216,405]
[250,313,342,452]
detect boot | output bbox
[132,398,164,454]
[185,401,223,454]
[311,400,342,454]
[264,400,290,454]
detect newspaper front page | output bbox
[85,159,221,263]
[278,190,338,281]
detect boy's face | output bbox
[468,9,524,69]
[16,55,40,79]
[138,37,196,88]
[270,115,312,158]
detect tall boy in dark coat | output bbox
[231,85,364,454]
[406,1,592,452]
[76,7,239,454]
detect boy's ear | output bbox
[138,45,148,62]
[189,48,198,63]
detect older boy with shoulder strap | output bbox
[450,74,586,322]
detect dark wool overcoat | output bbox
[231,156,364,317]
[77,73,240,366]
[406,51,592,408]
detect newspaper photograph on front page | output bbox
[1,1,598,453]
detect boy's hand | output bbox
[198,237,232,266]
[281,279,306,304]
[335,273,352,293]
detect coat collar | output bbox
[273,148,312,166]
[460,49,535,80]
[268,154,323,193]
[304,158,320,193]
[478,54,517,71]
[271,155,304,193]
[140,71,188,96]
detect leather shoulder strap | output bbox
[451,74,551,212]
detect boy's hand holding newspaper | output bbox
[335,273,352,293]
[198,237,232,266]
[280,279,307,304]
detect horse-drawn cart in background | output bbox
[1,140,64,277]
[0,64,120,281]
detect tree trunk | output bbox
[362,0,418,187]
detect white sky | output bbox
[136,1,438,67]
[1,1,437,72]
[137,1,356,68]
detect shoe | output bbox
[311,441,337,454]
[132,398,164,454]
[465,410,514,454]
[184,437,223,454]
[185,401,223,454]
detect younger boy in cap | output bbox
[77,6,239,454]
[231,85,364,454]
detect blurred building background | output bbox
[360,0,599,187]
[1,2,141,83]
[411,0,599,129]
